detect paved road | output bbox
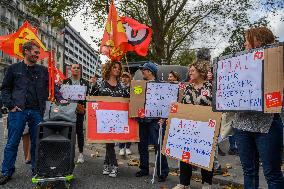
[0,119,222,189]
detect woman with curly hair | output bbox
[233,27,284,189]
[91,61,129,178]
[173,60,213,189]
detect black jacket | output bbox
[1,61,63,115]
[62,77,89,106]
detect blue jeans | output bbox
[235,117,284,189]
[1,109,42,176]
[138,120,169,177]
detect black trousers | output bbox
[138,121,169,177]
[76,113,85,153]
[104,143,118,166]
[179,161,213,186]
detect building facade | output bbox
[0,0,65,86]
[63,24,101,80]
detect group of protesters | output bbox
[1,26,284,189]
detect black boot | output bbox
[0,175,11,185]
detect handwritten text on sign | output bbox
[145,83,179,118]
[216,50,264,111]
[96,110,129,134]
[60,84,87,101]
[165,118,216,168]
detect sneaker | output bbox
[119,148,125,156]
[172,184,191,189]
[125,148,132,155]
[109,166,118,178]
[202,183,212,189]
[103,165,110,175]
[0,175,11,185]
[77,153,84,163]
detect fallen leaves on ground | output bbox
[128,159,140,166]
[226,163,232,169]
[193,178,202,182]
[169,169,179,176]
[91,150,102,158]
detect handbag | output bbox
[220,112,235,139]
[43,101,77,123]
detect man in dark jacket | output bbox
[135,62,169,182]
[63,63,89,163]
[0,41,66,185]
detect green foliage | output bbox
[172,50,196,66]
[23,0,283,63]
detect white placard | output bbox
[165,118,216,168]
[145,82,179,118]
[60,84,87,101]
[96,110,129,134]
[216,50,264,111]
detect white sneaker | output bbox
[172,184,190,189]
[119,148,125,156]
[103,165,110,175]
[77,153,84,163]
[109,166,118,178]
[125,148,132,155]
[202,183,212,189]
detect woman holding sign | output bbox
[231,27,284,189]
[173,60,213,189]
[90,61,129,178]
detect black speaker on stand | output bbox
[35,121,76,178]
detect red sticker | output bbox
[208,119,216,128]
[202,90,209,96]
[170,104,178,113]
[138,108,145,118]
[254,51,264,60]
[179,83,186,90]
[124,126,129,133]
[181,151,190,163]
[165,148,171,155]
[265,92,282,108]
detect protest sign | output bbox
[86,96,139,143]
[162,103,221,171]
[129,80,147,118]
[129,80,181,118]
[145,82,179,118]
[213,44,284,113]
[60,84,87,101]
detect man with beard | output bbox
[0,40,66,185]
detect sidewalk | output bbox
[85,139,270,189]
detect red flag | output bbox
[121,17,153,56]
[100,0,128,61]
[54,66,67,84]
[0,21,49,60]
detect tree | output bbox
[172,50,196,66]
[23,0,283,64]
[220,17,270,56]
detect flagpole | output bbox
[124,53,130,73]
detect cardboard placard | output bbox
[213,44,284,113]
[129,80,183,118]
[86,96,139,143]
[129,80,147,118]
[144,82,179,118]
[60,84,87,100]
[162,103,221,171]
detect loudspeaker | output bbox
[35,121,76,177]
